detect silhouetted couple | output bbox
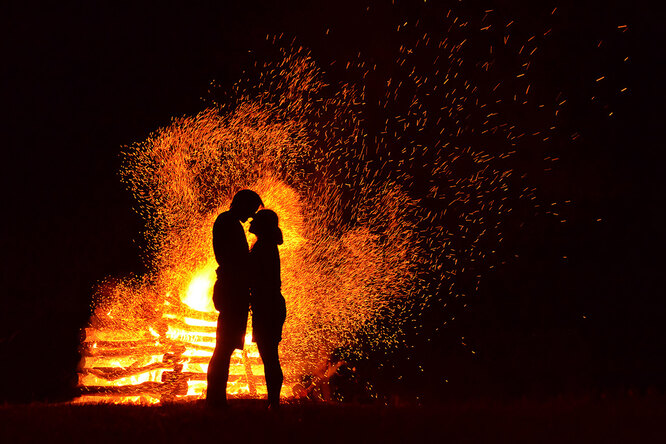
[206,190,286,409]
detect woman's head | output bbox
[249,209,283,245]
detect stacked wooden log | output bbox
[77,296,267,403]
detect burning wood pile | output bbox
[77,289,268,404]
[72,65,425,402]
[73,175,415,404]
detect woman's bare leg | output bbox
[257,340,283,408]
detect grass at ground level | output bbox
[2,397,665,443]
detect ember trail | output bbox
[78,8,563,403]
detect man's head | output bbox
[230,189,263,222]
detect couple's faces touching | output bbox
[236,203,261,223]
[230,189,263,222]
[247,207,266,235]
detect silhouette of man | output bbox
[206,189,263,407]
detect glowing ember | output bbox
[76,6,577,403]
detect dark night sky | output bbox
[0,1,663,402]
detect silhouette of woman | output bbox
[248,209,287,409]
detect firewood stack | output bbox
[76,293,266,404]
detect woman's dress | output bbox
[249,240,286,344]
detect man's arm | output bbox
[212,213,248,273]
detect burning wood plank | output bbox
[78,307,269,402]
[86,362,170,381]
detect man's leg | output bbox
[207,342,235,407]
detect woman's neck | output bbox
[253,238,275,248]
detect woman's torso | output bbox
[249,240,283,310]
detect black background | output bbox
[1,1,663,402]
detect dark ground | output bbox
[2,398,665,444]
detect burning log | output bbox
[79,382,165,396]
[164,306,217,322]
[86,362,169,381]
[242,349,257,396]
[162,318,217,333]
[185,356,262,365]
[83,340,162,349]
[160,365,189,400]
[78,304,269,402]
[82,345,172,358]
